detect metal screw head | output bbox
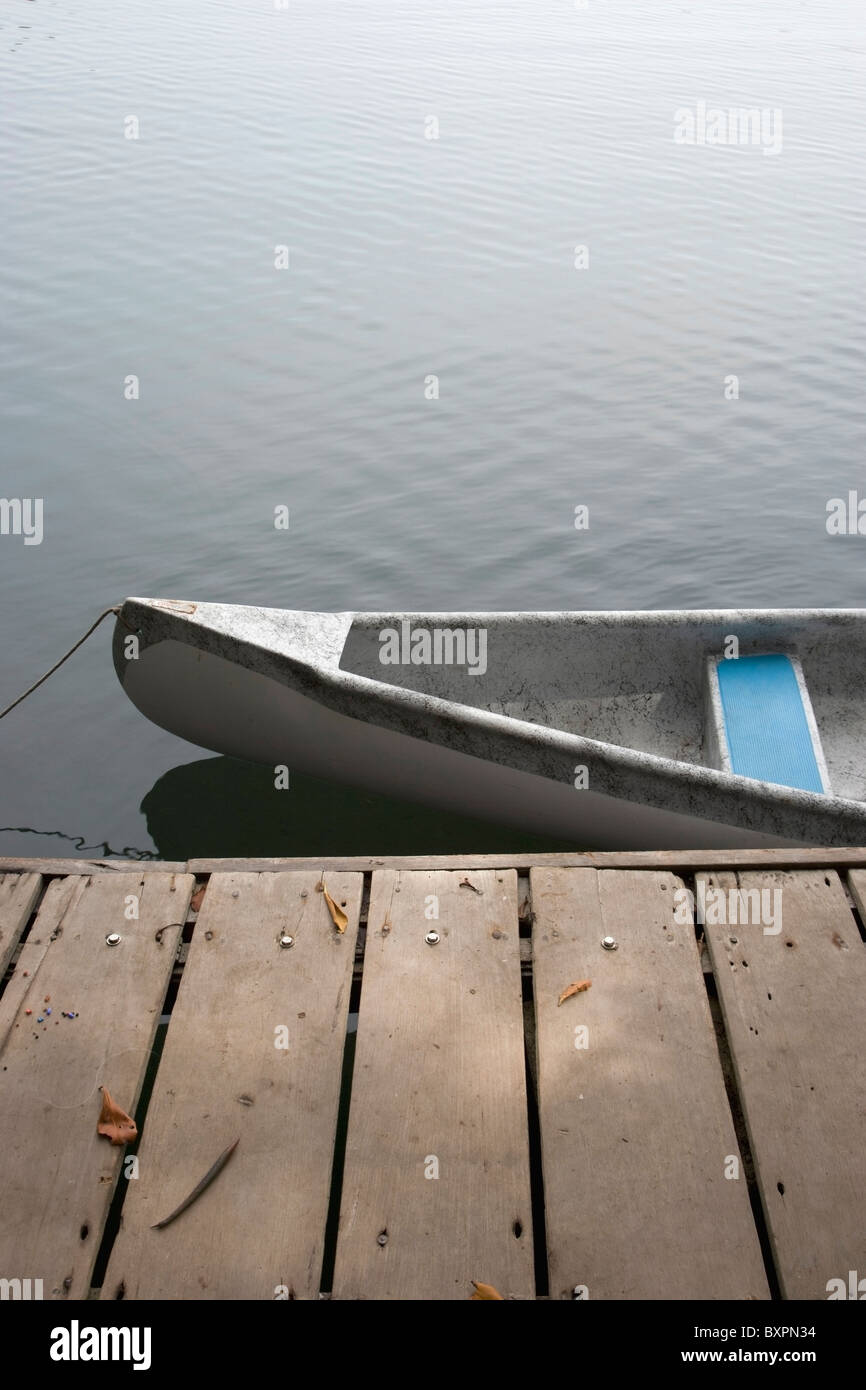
[105,933,121,947]
[601,935,618,951]
[425,930,440,945]
[279,935,294,949]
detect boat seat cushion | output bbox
[708,653,830,794]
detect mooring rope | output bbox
[0,605,126,721]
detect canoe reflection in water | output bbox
[140,756,571,862]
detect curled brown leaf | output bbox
[320,881,348,932]
[97,1086,138,1146]
[557,979,592,1006]
[470,1280,504,1300]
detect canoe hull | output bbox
[113,601,866,849]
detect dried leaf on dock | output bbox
[97,1086,138,1146]
[557,979,592,1006]
[319,880,348,932]
[151,1137,240,1231]
[470,1280,504,1300]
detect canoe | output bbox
[112,599,866,850]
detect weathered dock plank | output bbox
[101,871,362,1300]
[531,867,769,1300]
[0,877,71,1056]
[0,870,42,976]
[5,848,866,878]
[0,858,185,875]
[702,869,866,1299]
[0,872,191,1298]
[189,848,866,874]
[333,869,533,1300]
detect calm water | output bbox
[1,0,864,857]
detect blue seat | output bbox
[715,654,825,793]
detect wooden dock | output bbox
[1,848,864,1301]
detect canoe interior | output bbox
[339,612,866,801]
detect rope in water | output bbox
[0,605,126,721]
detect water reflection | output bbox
[141,756,573,861]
